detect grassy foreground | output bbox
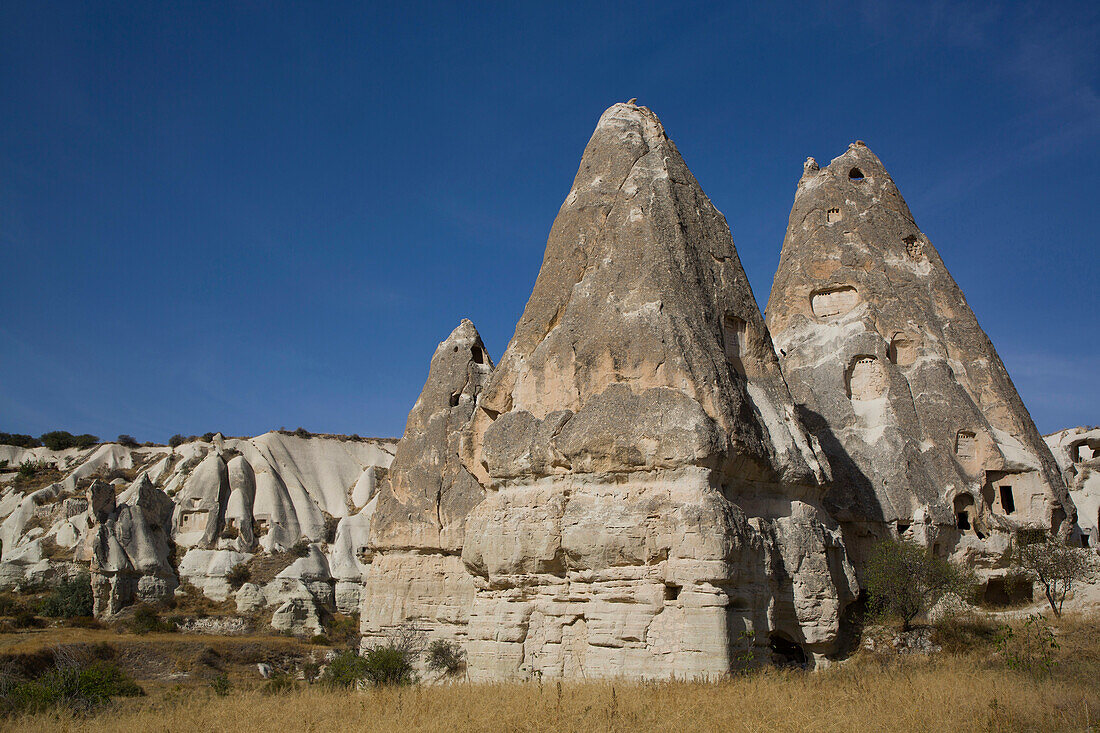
[4,614,1099,732]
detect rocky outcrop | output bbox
[1046,427,1100,547]
[458,101,857,679]
[361,320,493,648]
[0,433,395,627]
[84,475,177,618]
[765,144,1075,572]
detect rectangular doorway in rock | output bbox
[999,486,1015,514]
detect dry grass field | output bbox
[2,612,1098,733]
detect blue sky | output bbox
[1,1,1097,442]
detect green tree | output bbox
[1013,532,1094,617]
[865,539,975,631]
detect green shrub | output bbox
[425,639,465,675]
[290,540,311,558]
[996,614,1060,678]
[168,434,187,448]
[226,562,250,589]
[310,634,330,646]
[116,435,138,448]
[0,656,143,716]
[321,650,370,688]
[261,673,297,696]
[865,539,975,631]
[0,433,42,448]
[201,432,216,443]
[210,673,231,696]
[13,611,44,629]
[17,460,49,478]
[0,593,24,616]
[362,645,417,686]
[37,574,94,618]
[294,427,312,438]
[39,432,98,451]
[128,604,176,634]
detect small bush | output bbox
[226,563,250,589]
[425,639,465,675]
[321,650,369,688]
[220,523,241,540]
[0,594,24,617]
[116,435,138,448]
[168,434,187,448]
[209,673,231,696]
[293,427,312,439]
[362,645,417,686]
[13,611,44,629]
[310,634,330,646]
[128,604,176,635]
[290,540,311,558]
[261,673,297,696]
[201,432,216,443]
[996,614,1060,678]
[0,654,143,716]
[37,574,94,618]
[17,460,49,478]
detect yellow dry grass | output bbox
[4,655,1097,733]
[5,612,1099,732]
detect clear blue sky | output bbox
[1,1,1097,442]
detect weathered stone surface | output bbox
[765,143,1075,569]
[86,475,177,618]
[1046,427,1100,547]
[361,320,493,647]
[459,101,856,679]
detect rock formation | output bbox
[457,101,857,679]
[360,319,493,647]
[1046,427,1100,547]
[82,475,177,617]
[765,143,1075,575]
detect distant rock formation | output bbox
[361,319,493,648]
[0,432,396,627]
[1045,427,1100,547]
[458,101,856,679]
[83,475,177,617]
[765,142,1075,575]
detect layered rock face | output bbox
[361,320,493,647]
[459,102,857,679]
[1046,427,1100,547]
[765,144,1075,571]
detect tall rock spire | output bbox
[359,319,494,648]
[766,142,1074,570]
[459,101,856,680]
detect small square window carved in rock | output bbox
[904,235,924,260]
[826,207,842,224]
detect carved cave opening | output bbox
[954,494,974,532]
[999,486,1016,514]
[811,286,860,319]
[904,235,924,260]
[471,345,487,365]
[664,583,681,602]
[848,167,865,182]
[826,207,842,224]
[769,633,808,667]
[722,314,748,376]
[847,355,887,401]
[888,335,918,366]
[955,431,977,462]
